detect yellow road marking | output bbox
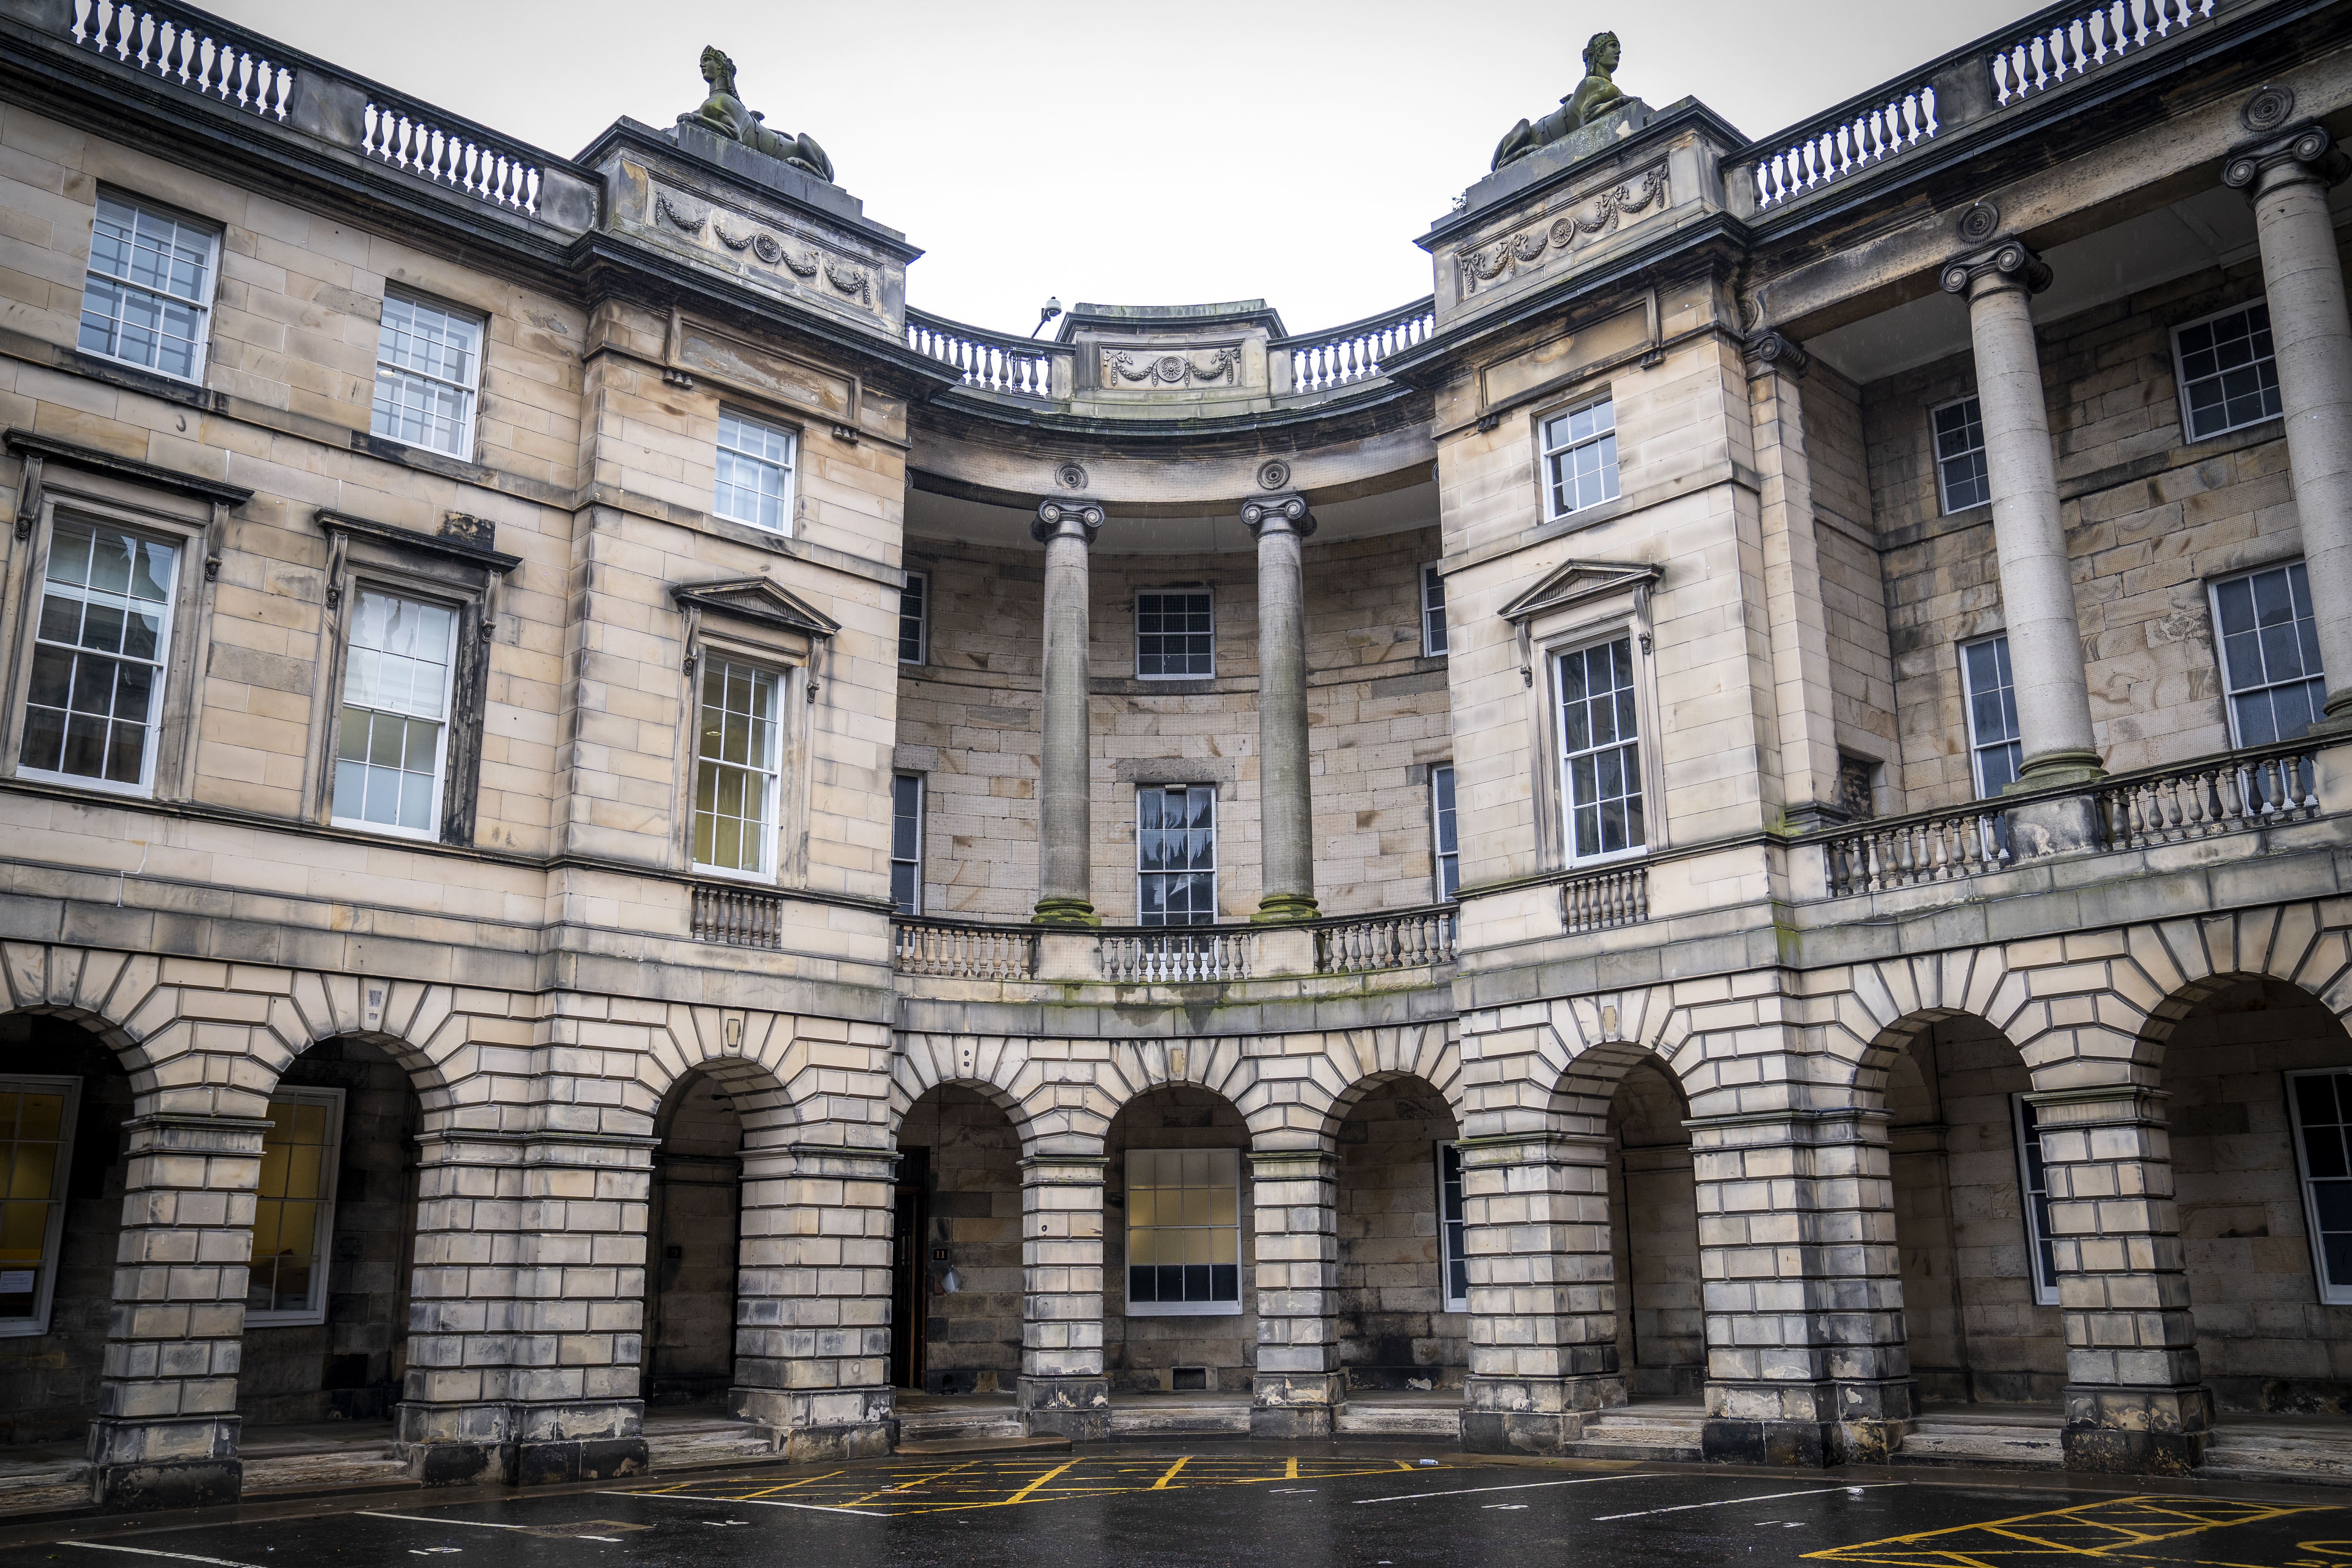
[1151,1457,1191,1490]
[1004,1461,1079,1505]
[1286,1457,1300,1480]
[740,1469,845,1499]
[848,1459,984,1506]
[1805,1493,2338,1567]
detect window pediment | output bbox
[671,576,840,640]
[1497,557,1661,626]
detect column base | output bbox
[1461,1371,1624,1455]
[87,1414,243,1512]
[1031,898,1101,927]
[1703,1418,1882,1467]
[1020,1375,1111,1440]
[2005,791,2105,859]
[2061,1383,2213,1476]
[1461,1410,1586,1455]
[1252,1370,1345,1439]
[733,1385,894,1459]
[517,1436,650,1486]
[1250,893,1320,924]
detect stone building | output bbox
[0,0,2348,1514]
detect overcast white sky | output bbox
[215,0,2036,336]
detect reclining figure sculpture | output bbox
[686,45,836,183]
[1491,31,1629,172]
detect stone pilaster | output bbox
[2225,96,2352,728]
[1241,493,1319,924]
[1688,1107,1912,1467]
[1031,498,1104,925]
[2029,1085,2210,1475]
[1744,331,1845,832]
[1018,1152,1109,1438]
[395,1131,653,1487]
[86,1113,267,1512]
[1248,1149,1343,1437]
[1459,1131,1624,1456]
[1942,226,2103,805]
[732,1142,895,1461]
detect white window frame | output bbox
[2286,1067,2352,1306]
[2009,1093,2060,1308]
[370,292,485,460]
[2209,561,2326,747]
[691,654,785,880]
[1554,633,1648,867]
[1124,1147,1243,1318]
[898,570,929,666]
[328,585,461,842]
[1430,762,1459,903]
[1435,1139,1469,1313]
[1539,395,1621,522]
[76,192,219,385]
[1134,588,1215,680]
[1960,633,2023,800]
[1136,783,1218,925]
[1421,563,1448,658]
[15,513,184,798]
[712,409,798,534]
[245,1085,346,1329]
[0,1074,83,1339]
[1931,394,1990,515]
[891,772,924,915]
[2174,299,2283,443]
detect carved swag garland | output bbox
[1102,347,1241,386]
[653,190,873,306]
[1458,165,1667,294]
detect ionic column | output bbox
[1941,233,2103,788]
[87,1112,266,1511]
[1459,1132,1624,1456]
[1688,1106,1912,1467]
[1018,1152,1108,1439]
[1248,1148,1343,1438]
[2030,1084,2209,1475]
[733,1141,895,1461]
[1241,494,1318,924]
[2225,102,2352,725]
[1031,498,1103,926]
[397,1131,654,1487]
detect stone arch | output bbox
[2121,904,2352,1071]
[889,1035,1044,1151]
[1826,946,2155,1093]
[1245,1022,1461,1152]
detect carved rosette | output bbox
[1240,494,1316,540]
[1457,164,1668,296]
[1032,498,1105,545]
[1940,237,2052,299]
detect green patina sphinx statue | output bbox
[1491,31,1629,172]
[686,46,835,183]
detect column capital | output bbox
[1940,236,2051,299]
[2223,110,2351,197]
[1240,493,1317,540]
[1031,497,1104,545]
[1741,328,1810,380]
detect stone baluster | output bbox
[1459,1132,1625,1455]
[1019,1152,1109,1438]
[86,1112,267,1511]
[2224,94,2352,728]
[1248,1149,1344,1437]
[1241,493,1320,940]
[2029,1084,2210,1474]
[1686,1106,1913,1465]
[1031,498,1104,926]
[1942,229,2104,808]
[732,1140,896,1460]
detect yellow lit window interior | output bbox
[0,1091,65,1318]
[1126,1148,1239,1307]
[251,1096,331,1314]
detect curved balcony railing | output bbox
[886,906,1461,982]
[1274,298,1436,394]
[906,310,1062,399]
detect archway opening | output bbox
[0,1012,133,1445]
[1887,1016,2062,1408]
[1334,1077,1463,1394]
[895,1085,1022,1396]
[238,1035,423,1428]
[1607,1058,1702,1400]
[2165,976,2352,1416]
[644,1069,744,1408]
[1107,1084,1253,1396]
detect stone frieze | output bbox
[1456,163,1668,297]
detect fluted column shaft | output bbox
[1243,494,1318,922]
[1031,499,1102,924]
[1943,240,2102,786]
[2230,120,2352,723]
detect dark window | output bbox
[2213,562,2325,744]
[2177,303,2282,440]
[1961,636,2022,798]
[1421,563,1448,657]
[898,572,927,664]
[1138,785,1216,924]
[1136,590,1213,677]
[891,773,923,915]
[1933,397,1989,513]
[2291,1070,2352,1302]
[1436,1140,1469,1311]
[2010,1094,2059,1307]
[1431,763,1459,901]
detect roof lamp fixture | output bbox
[1033,296,1063,337]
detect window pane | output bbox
[1137,786,1216,925]
[22,522,178,787]
[2214,563,2326,744]
[1126,1145,1241,1308]
[898,574,928,663]
[693,658,780,872]
[1136,591,1214,677]
[332,590,455,834]
[80,199,214,379]
[2178,304,2283,440]
[715,412,794,532]
[1558,637,1643,862]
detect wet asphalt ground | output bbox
[2,1441,2348,1568]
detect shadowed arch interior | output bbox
[896,1082,1024,1395]
[1607,1055,1701,1398]
[646,1067,747,1406]
[1107,1082,1254,1393]
[1333,1075,1462,1390]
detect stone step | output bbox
[896,1409,1028,1443]
[1106,1401,1252,1437]
[2201,1432,2352,1485]
[1335,1405,1462,1437]
[897,1434,1072,1457]
[1896,1426,2065,1468]
[1559,1414,1704,1463]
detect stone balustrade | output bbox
[888,908,1464,985]
[905,310,1066,399]
[1272,298,1436,394]
[71,0,292,122]
[1992,0,2217,106]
